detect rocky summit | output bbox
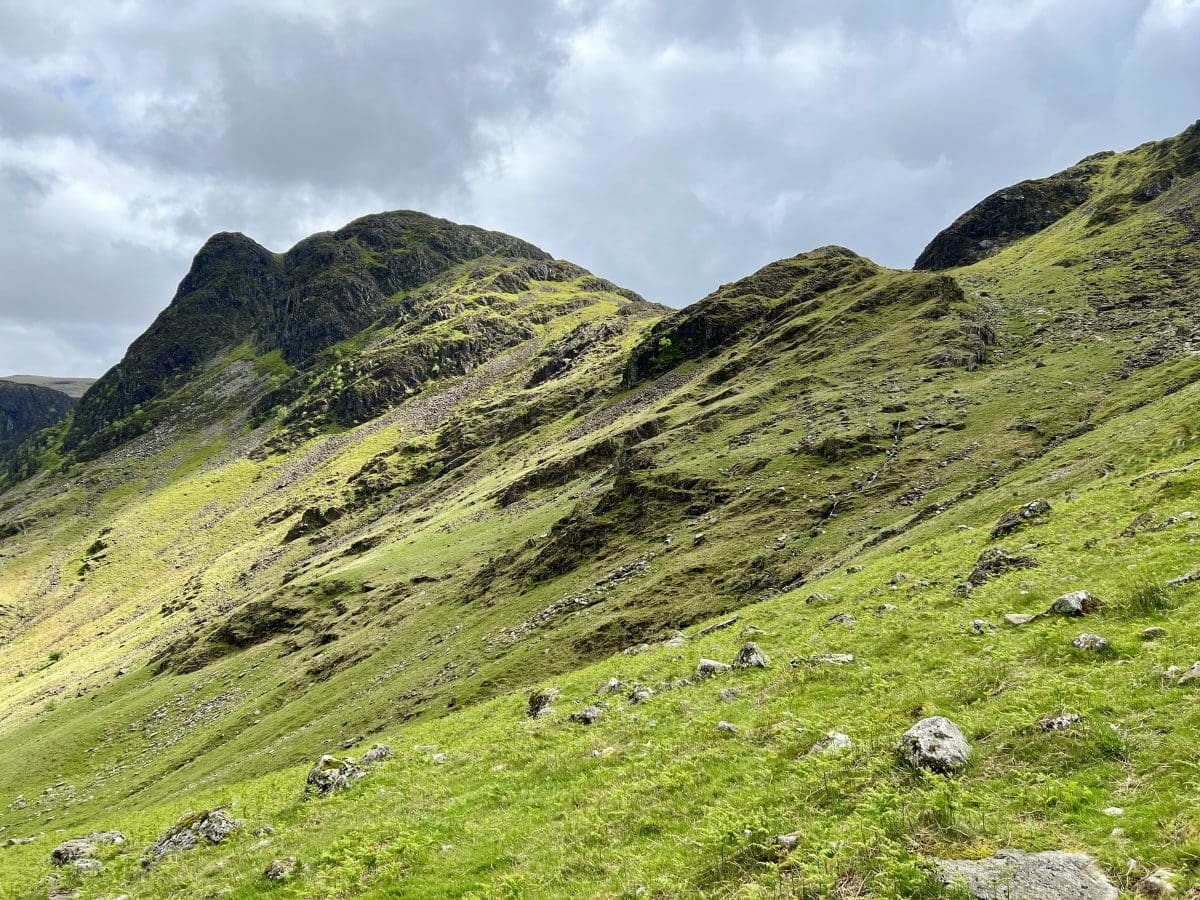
[1,122,1200,896]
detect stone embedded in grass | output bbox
[732,642,770,668]
[956,547,1040,595]
[1176,662,1200,685]
[1141,626,1167,640]
[811,653,855,665]
[805,592,835,605]
[1166,570,1200,588]
[74,858,102,874]
[990,498,1052,540]
[1050,590,1100,616]
[697,614,739,635]
[1071,633,1110,652]
[772,833,799,852]
[970,619,997,633]
[889,571,911,586]
[305,756,365,798]
[1004,613,1036,626]
[899,716,972,774]
[569,705,601,725]
[875,603,898,616]
[935,849,1116,899]
[1138,868,1178,896]
[661,630,687,649]
[526,687,560,718]
[628,685,655,703]
[695,658,732,678]
[142,809,238,867]
[1038,713,1082,731]
[808,731,853,755]
[50,831,125,866]
[265,856,298,880]
[597,677,623,694]
[716,720,739,734]
[360,744,394,765]
[827,612,856,627]
[718,687,742,703]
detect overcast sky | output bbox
[1,0,1197,377]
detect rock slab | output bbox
[935,849,1117,899]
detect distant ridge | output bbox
[0,374,96,398]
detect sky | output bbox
[0,0,1197,377]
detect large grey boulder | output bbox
[142,809,237,867]
[899,716,971,773]
[935,849,1117,899]
[1050,590,1099,616]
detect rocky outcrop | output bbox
[899,716,972,773]
[0,380,76,469]
[142,809,237,866]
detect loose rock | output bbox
[718,687,742,703]
[1038,713,1081,731]
[732,642,770,668]
[569,706,601,725]
[526,687,560,719]
[716,721,739,734]
[1071,633,1110,652]
[305,755,364,797]
[142,809,238,867]
[1004,613,1036,626]
[808,731,853,755]
[1050,590,1099,616]
[936,849,1116,899]
[1141,627,1167,640]
[990,498,1052,539]
[899,716,971,773]
[265,856,298,880]
[695,658,732,679]
[360,744,394,765]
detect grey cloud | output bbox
[0,0,1196,376]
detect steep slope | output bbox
[1,120,1200,897]
[0,381,76,469]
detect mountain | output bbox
[1,121,1199,897]
[0,376,95,399]
[0,380,77,472]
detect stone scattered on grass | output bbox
[1038,713,1082,731]
[990,498,1052,539]
[935,849,1116,900]
[569,706,602,725]
[1142,627,1167,640]
[142,809,237,867]
[733,642,770,668]
[716,721,739,734]
[808,731,853,755]
[1166,570,1200,588]
[1050,590,1100,616]
[265,856,297,880]
[772,833,799,853]
[628,685,655,703]
[305,756,365,797]
[1071,633,1110,652]
[805,592,834,605]
[970,619,997,634]
[526,688,560,719]
[875,604,898,616]
[1138,868,1178,896]
[360,744,394,765]
[1004,613,1036,626]
[811,653,855,666]
[899,716,971,774]
[1175,662,1200,685]
[695,658,732,679]
[661,630,687,649]
[956,547,1039,595]
[718,687,742,703]
[698,615,739,635]
[50,832,125,866]
[827,612,856,627]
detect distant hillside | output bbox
[1,121,1199,897]
[0,380,77,467]
[0,375,96,399]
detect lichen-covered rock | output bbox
[360,744,394,765]
[569,705,601,725]
[1038,713,1082,731]
[899,716,972,773]
[695,658,732,678]
[1049,590,1099,616]
[526,687,560,718]
[1071,633,1109,652]
[1004,613,1036,626]
[50,839,95,866]
[265,856,298,880]
[732,642,769,668]
[990,498,1052,539]
[935,849,1117,899]
[808,732,853,755]
[305,755,365,797]
[956,547,1039,594]
[142,809,238,867]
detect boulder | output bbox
[1071,633,1109,652]
[50,839,96,866]
[526,687,560,718]
[1142,626,1167,640]
[956,547,1039,594]
[990,498,1051,539]
[305,755,364,797]
[899,716,972,773]
[569,706,602,725]
[360,744,394,765]
[1049,590,1099,616]
[695,658,732,679]
[265,856,298,880]
[142,809,238,867]
[935,849,1117,899]
[732,642,770,668]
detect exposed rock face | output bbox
[0,380,77,470]
[899,716,972,773]
[142,809,237,866]
[956,547,1039,595]
[63,212,557,461]
[935,849,1117,899]
[914,156,1103,270]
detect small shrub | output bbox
[48,649,64,663]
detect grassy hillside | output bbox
[0,122,1198,897]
